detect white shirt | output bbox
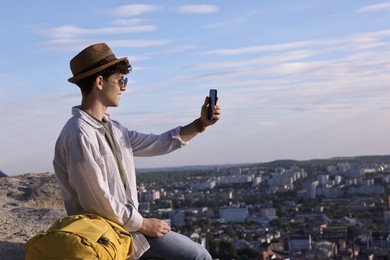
[53,106,187,259]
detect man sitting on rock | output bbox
[53,43,220,259]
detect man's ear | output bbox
[95,75,104,90]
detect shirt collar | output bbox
[72,106,111,129]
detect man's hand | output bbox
[138,218,171,237]
[179,96,221,142]
[199,96,221,127]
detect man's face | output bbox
[101,73,127,107]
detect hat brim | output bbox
[68,57,128,84]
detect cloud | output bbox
[41,38,93,52]
[157,44,197,54]
[177,4,219,14]
[40,24,157,38]
[109,39,170,48]
[201,40,322,55]
[167,28,390,123]
[110,4,161,17]
[38,23,167,52]
[111,18,148,26]
[201,29,390,57]
[41,38,170,52]
[206,10,259,28]
[357,3,390,13]
[186,50,319,70]
[345,30,390,50]
[127,55,149,63]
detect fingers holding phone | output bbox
[200,89,220,123]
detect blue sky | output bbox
[1,1,390,176]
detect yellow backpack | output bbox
[24,214,133,260]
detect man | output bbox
[53,43,220,259]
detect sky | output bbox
[1,1,390,176]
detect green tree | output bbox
[225,226,238,240]
[237,248,260,259]
[347,226,359,241]
[244,233,254,242]
[219,240,238,259]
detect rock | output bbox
[0,172,66,259]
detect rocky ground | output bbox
[0,172,66,260]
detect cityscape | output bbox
[136,155,390,259]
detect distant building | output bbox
[384,210,390,224]
[229,167,241,175]
[0,170,7,177]
[217,174,252,185]
[309,181,319,199]
[318,175,329,186]
[261,208,277,219]
[192,179,216,190]
[138,202,150,213]
[252,175,262,186]
[288,235,312,253]
[169,210,185,227]
[387,195,390,208]
[139,189,160,201]
[190,233,208,248]
[219,206,248,222]
[320,226,347,251]
[327,165,337,173]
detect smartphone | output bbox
[208,89,217,120]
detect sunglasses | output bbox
[105,77,128,88]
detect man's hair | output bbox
[76,59,131,96]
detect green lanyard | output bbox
[100,122,135,207]
[100,122,128,189]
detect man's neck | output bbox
[80,98,107,121]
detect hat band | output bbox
[77,54,117,75]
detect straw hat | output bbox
[68,43,128,83]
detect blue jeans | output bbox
[140,231,212,260]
